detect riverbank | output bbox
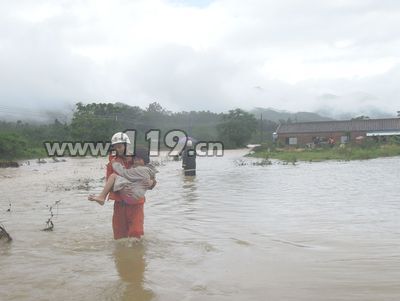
[0,161,19,168]
[0,146,59,168]
[250,143,400,162]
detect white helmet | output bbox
[111,132,131,145]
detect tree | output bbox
[217,109,258,148]
[146,102,165,114]
[0,132,28,160]
[70,102,122,141]
[114,103,144,130]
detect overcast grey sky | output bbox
[1,0,399,118]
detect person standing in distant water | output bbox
[182,140,196,176]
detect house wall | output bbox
[277,131,367,146]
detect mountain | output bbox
[315,93,397,120]
[251,107,333,123]
[316,108,395,121]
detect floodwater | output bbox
[0,150,400,301]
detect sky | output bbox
[1,0,400,120]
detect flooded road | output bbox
[1,150,399,301]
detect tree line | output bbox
[0,102,278,160]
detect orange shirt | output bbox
[106,155,145,205]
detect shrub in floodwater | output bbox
[234,159,247,166]
[42,200,61,231]
[252,158,272,166]
[235,158,272,166]
[75,178,93,190]
[0,225,12,242]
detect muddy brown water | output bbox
[0,150,399,301]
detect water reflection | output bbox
[113,242,154,301]
[0,241,12,256]
[182,175,198,203]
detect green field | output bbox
[251,143,400,162]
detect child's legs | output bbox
[100,173,117,198]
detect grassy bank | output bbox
[251,143,400,162]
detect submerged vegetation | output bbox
[234,158,273,166]
[0,225,12,242]
[42,200,61,232]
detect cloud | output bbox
[0,0,399,118]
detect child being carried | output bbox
[88,153,157,205]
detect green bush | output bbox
[0,132,29,160]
